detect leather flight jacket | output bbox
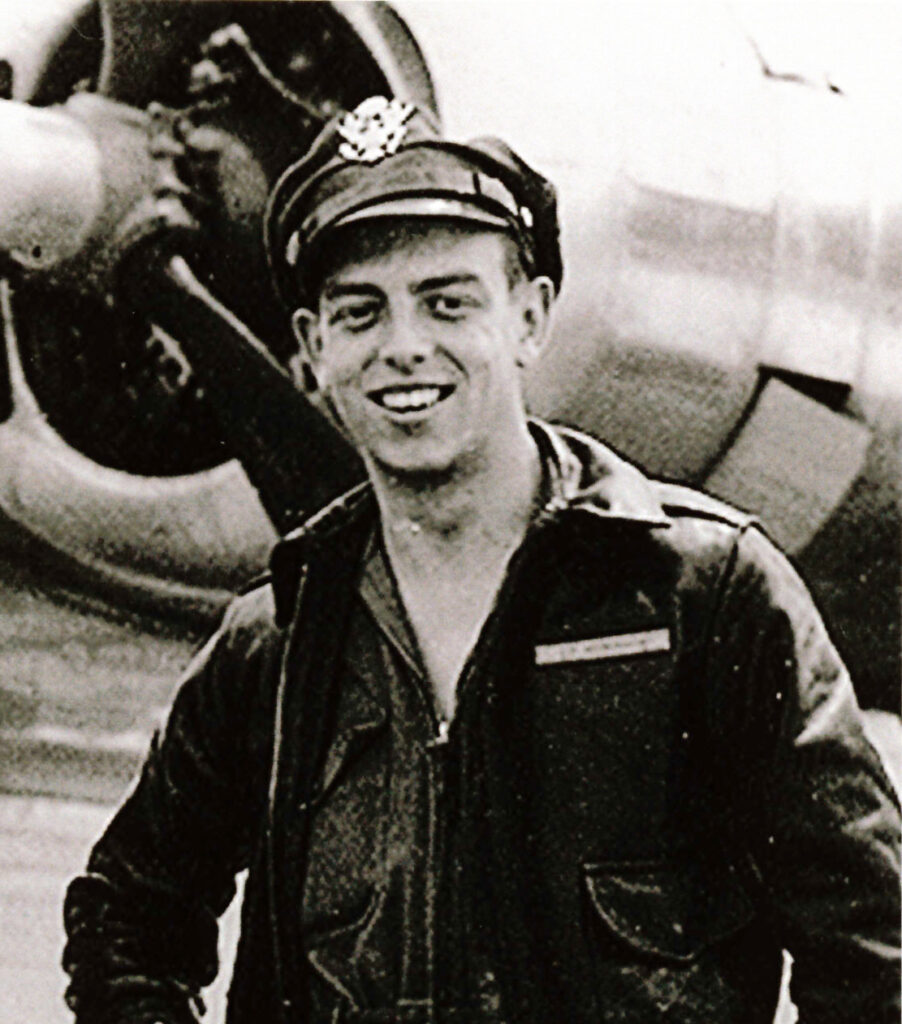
[63,421,901,1024]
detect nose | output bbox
[379,309,431,372]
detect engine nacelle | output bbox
[0,0,435,619]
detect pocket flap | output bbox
[315,673,389,805]
[583,861,755,964]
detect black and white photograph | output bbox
[0,2,899,1022]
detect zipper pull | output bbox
[429,719,450,747]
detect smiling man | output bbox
[64,98,900,1024]
[288,216,554,723]
[294,220,549,481]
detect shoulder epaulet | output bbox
[237,571,273,597]
[654,481,757,530]
[281,480,373,545]
[268,481,375,627]
[217,574,278,636]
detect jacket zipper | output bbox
[416,513,562,1020]
[425,724,447,1022]
[420,522,554,1020]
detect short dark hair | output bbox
[500,231,528,289]
[298,218,531,309]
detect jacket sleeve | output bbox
[707,525,901,1024]
[62,588,281,1024]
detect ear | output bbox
[515,275,555,369]
[290,307,323,392]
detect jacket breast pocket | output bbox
[303,670,390,936]
[582,860,758,1023]
[531,642,678,851]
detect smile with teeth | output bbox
[368,384,455,413]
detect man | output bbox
[64,96,900,1024]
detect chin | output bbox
[366,440,464,484]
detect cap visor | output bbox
[334,196,511,231]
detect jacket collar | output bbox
[528,419,670,527]
[269,419,669,623]
[269,481,375,625]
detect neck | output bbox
[369,424,542,559]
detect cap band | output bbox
[335,197,511,230]
[264,96,562,306]
[290,147,528,243]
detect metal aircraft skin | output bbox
[0,0,898,802]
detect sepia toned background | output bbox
[0,2,899,1021]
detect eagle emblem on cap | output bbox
[337,96,415,164]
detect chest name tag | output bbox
[535,628,670,665]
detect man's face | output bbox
[292,220,553,479]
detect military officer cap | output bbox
[265,96,562,308]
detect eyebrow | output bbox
[321,282,383,302]
[410,273,482,294]
[321,273,484,302]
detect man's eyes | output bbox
[325,292,481,329]
[424,292,480,319]
[328,302,380,329]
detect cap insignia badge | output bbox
[337,96,415,164]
